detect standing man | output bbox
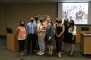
[26,17,37,55]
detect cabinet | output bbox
[80,32,91,54]
[7,33,18,52]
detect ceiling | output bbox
[0,0,91,3]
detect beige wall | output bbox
[0,3,57,35]
[0,5,6,35]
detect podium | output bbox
[7,33,18,52]
[80,32,91,54]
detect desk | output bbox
[80,32,91,54]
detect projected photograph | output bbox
[62,3,88,24]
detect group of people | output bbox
[16,16,76,58]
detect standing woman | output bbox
[68,20,76,55]
[37,19,46,55]
[63,19,69,53]
[16,21,26,56]
[54,18,59,52]
[55,19,65,57]
[46,20,55,55]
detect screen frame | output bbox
[58,2,90,25]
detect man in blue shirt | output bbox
[26,17,37,54]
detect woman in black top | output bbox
[55,18,65,57]
[63,19,69,53]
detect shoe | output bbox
[38,52,44,55]
[41,52,44,55]
[38,53,43,55]
[58,54,61,57]
[37,52,41,54]
[20,53,23,56]
[57,54,61,57]
[70,52,73,56]
[49,53,52,55]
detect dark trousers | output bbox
[55,34,58,52]
[56,35,64,52]
[18,40,25,52]
[27,34,37,54]
[56,38,62,52]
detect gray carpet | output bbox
[0,36,91,60]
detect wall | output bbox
[0,3,57,35]
[0,5,6,35]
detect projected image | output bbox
[62,3,88,24]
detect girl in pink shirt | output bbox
[16,21,26,56]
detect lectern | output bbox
[80,32,91,54]
[7,33,18,52]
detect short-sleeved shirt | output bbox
[37,23,46,36]
[17,26,26,40]
[68,25,76,35]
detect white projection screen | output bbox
[58,3,91,24]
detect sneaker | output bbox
[41,52,44,55]
[38,53,43,55]
[57,54,61,57]
[70,52,73,56]
[20,53,23,56]
[37,52,41,54]
[59,54,61,57]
